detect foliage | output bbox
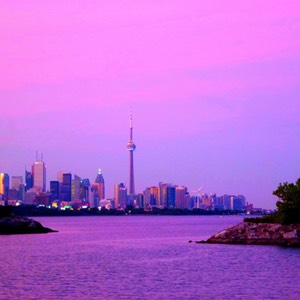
[273,178,300,224]
[244,214,280,224]
[0,206,12,218]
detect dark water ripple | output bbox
[1,216,300,299]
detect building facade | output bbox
[114,183,127,209]
[25,170,33,191]
[94,169,105,200]
[0,173,9,205]
[60,173,72,202]
[32,160,46,192]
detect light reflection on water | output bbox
[1,215,300,299]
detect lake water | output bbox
[1,215,300,299]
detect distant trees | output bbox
[273,178,300,224]
[0,206,12,218]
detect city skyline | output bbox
[0,119,251,211]
[1,162,251,212]
[1,2,300,209]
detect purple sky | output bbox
[1,1,300,208]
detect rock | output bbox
[200,222,300,247]
[0,216,58,235]
[283,230,298,239]
[195,240,207,244]
[269,224,282,232]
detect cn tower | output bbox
[127,112,136,195]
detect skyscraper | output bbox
[60,173,72,202]
[167,186,176,208]
[127,112,136,195]
[114,183,127,209]
[25,170,33,191]
[91,169,105,207]
[144,186,160,207]
[0,173,9,205]
[159,182,168,208]
[11,176,23,190]
[32,157,46,192]
[80,178,90,202]
[72,175,81,201]
[95,168,105,200]
[50,181,60,202]
[11,176,24,201]
[175,186,189,209]
[159,182,176,208]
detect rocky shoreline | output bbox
[0,216,58,235]
[197,222,300,246]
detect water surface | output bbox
[1,215,299,299]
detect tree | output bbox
[273,178,300,224]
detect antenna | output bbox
[130,108,133,141]
[127,107,136,195]
[36,150,38,161]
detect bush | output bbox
[273,178,300,225]
[244,213,281,224]
[0,206,12,218]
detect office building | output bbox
[25,170,33,191]
[95,169,105,200]
[11,176,24,201]
[167,186,176,208]
[222,195,231,210]
[159,182,168,208]
[72,175,81,201]
[114,183,127,209]
[175,186,189,209]
[50,181,60,202]
[32,158,46,192]
[0,173,9,205]
[137,193,144,208]
[60,173,72,202]
[80,178,90,202]
[11,176,23,190]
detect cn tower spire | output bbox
[130,110,133,141]
[127,110,136,195]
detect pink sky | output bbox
[1,1,300,208]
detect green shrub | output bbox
[273,178,300,225]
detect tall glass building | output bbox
[32,160,46,192]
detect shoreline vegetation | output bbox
[2,205,260,217]
[1,178,299,241]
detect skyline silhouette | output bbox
[1,1,300,208]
